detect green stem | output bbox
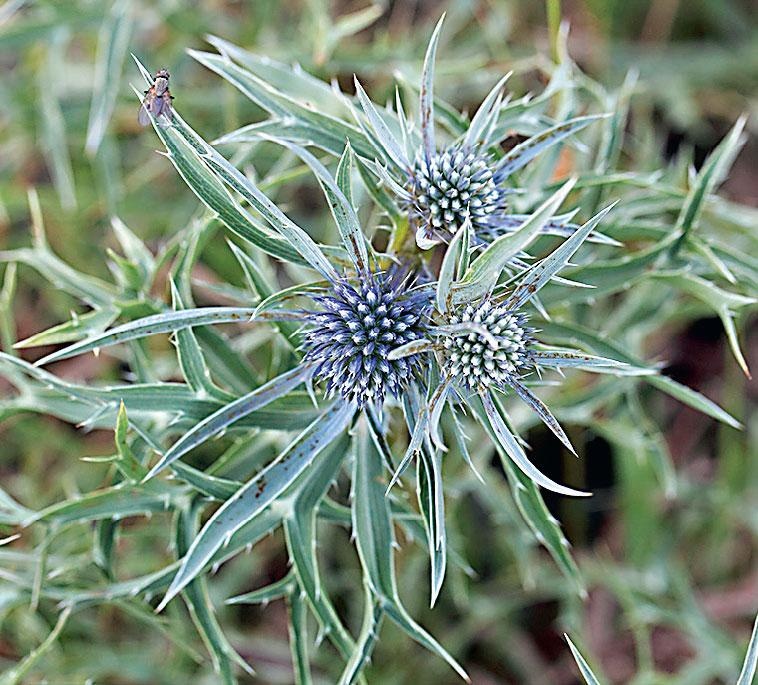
[546,0,562,63]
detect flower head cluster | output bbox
[409,145,509,248]
[440,298,535,392]
[303,271,430,408]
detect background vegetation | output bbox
[0,1,756,683]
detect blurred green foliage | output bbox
[0,1,756,684]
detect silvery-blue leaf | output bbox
[156,400,355,611]
[496,114,606,180]
[34,307,257,367]
[428,380,450,453]
[202,151,339,282]
[463,72,511,149]
[417,447,446,607]
[482,212,620,246]
[395,87,416,162]
[506,377,575,454]
[505,202,616,311]
[354,77,410,172]
[337,584,383,685]
[419,15,446,159]
[371,159,413,201]
[270,136,370,273]
[284,433,356,662]
[480,391,589,497]
[436,222,468,314]
[387,404,428,494]
[352,418,468,682]
[532,349,639,374]
[144,364,314,481]
[453,178,577,304]
[226,573,294,605]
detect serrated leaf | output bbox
[417,447,446,607]
[436,222,467,314]
[419,15,446,158]
[505,203,615,310]
[650,271,754,377]
[145,365,312,481]
[338,583,383,685]
[0,246,117,307]
[467,395,585,595]
[496,114,605,179]
[189,49,374,158]
[284,433,355,662]
[532,349,637,374]
[463,72,511,149]
[15,308,118,349]
[353,78,410,171]
[453,178,576,303]
[157,400,354,611]
[177,505,254,683]
[194,144,339,282]
[28,484,180,526]
[352,418,468,681]
[508,377,575,454]
[271,137,370,273]
[675,115,746,241]
[171,282,229,399]
[480,392,588,497]
[538,320,742,428]
[226,573,294,605]
[129,78,309,267]
[33,307,256,366]
[205,36,341,110]
[286,588,312,685]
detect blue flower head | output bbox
[303,270,430,408]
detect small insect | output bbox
[138,68,174,126]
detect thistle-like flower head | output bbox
[409,145,509,249]
[303,271,430,408]
[439,298,535,393]
[354,17,607,252]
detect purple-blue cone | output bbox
[303,271,431,408]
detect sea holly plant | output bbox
[0,11,755,685]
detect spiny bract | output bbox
[440,298,534,391]
[303,271,430,407]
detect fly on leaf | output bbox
[138,68,173,126]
